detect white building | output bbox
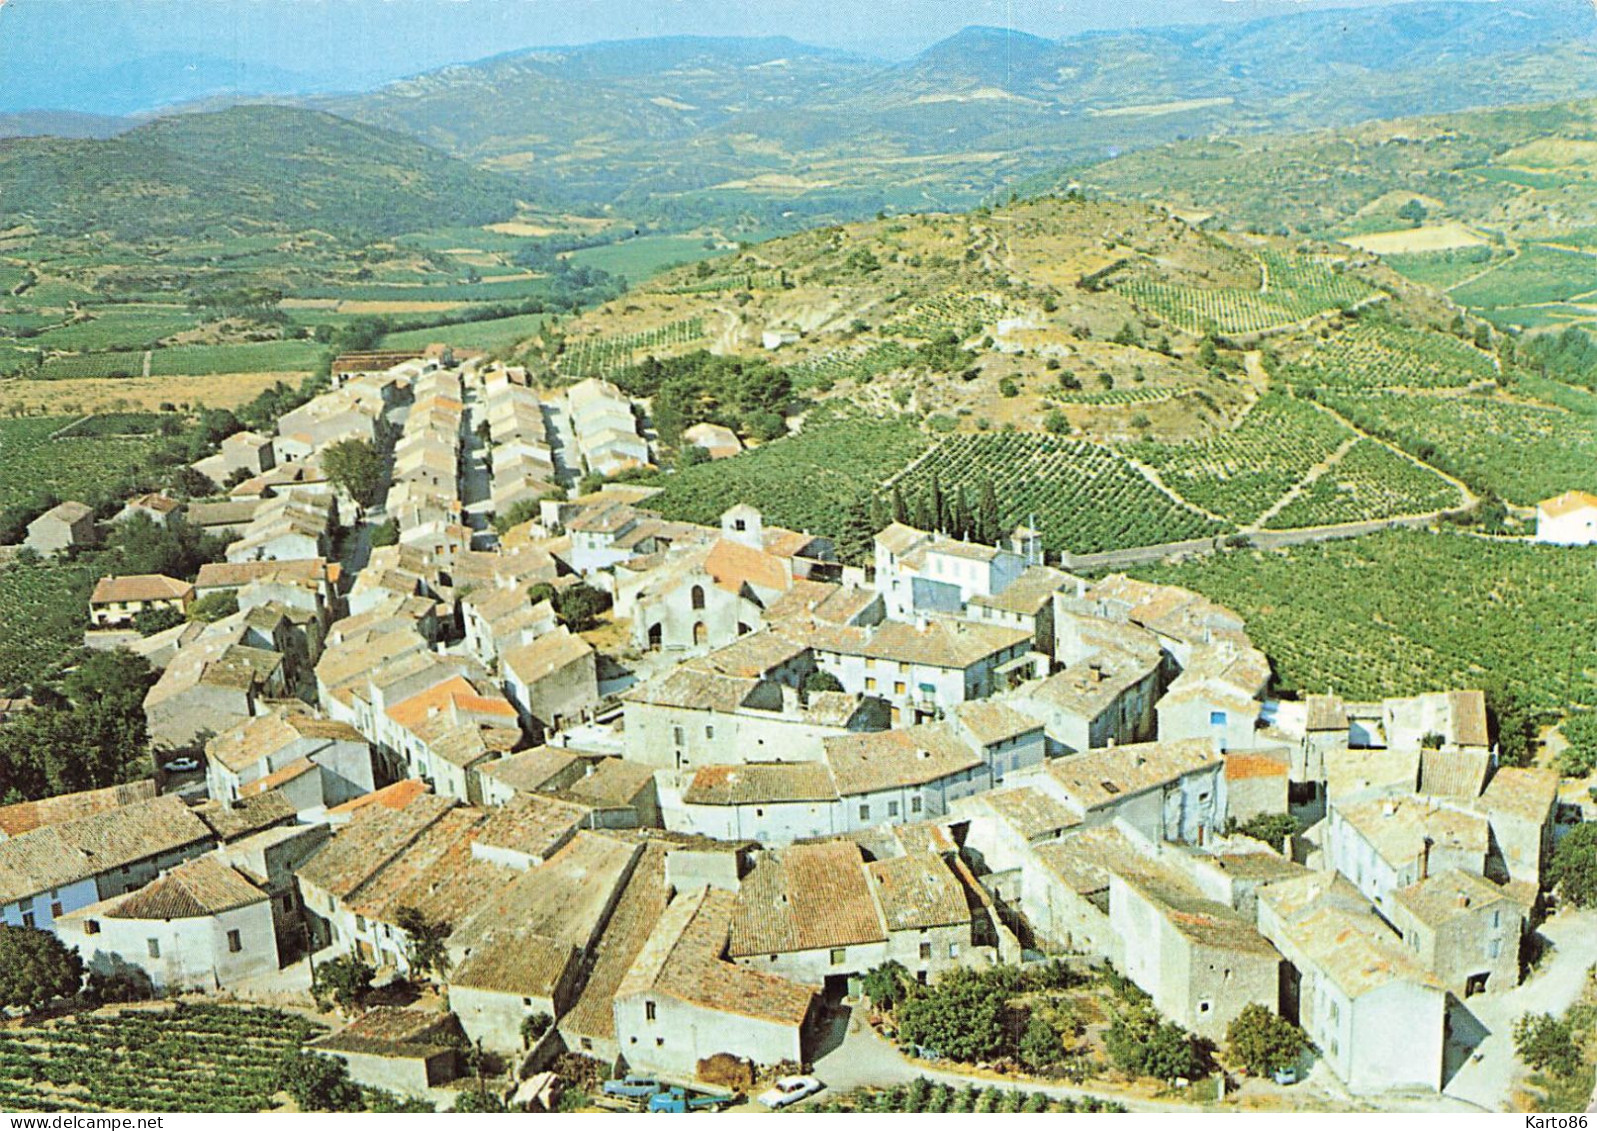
[1535,490,1597,546]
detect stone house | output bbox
[25,500,96,555]
[1387,868,1525,997]
[203,706,374,809]
[308,1008,461,1098]
[501,626,599,739]
[88,574,194,629]
[57,855,278,992]
[1535,490,1597,545]
[872,523,1033,622]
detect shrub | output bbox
[1225,1003,1306,1076]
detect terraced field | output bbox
[1284,321,1500,390]
[557,317,705,377]
[1116,252,1375,337]
[1262,439,1464,528]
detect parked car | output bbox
[647,1087,731,1113]
[758,1076,823,1109]
[602,1076,665,1100]
[161,756,201,774]
[1272,1065,1299,1086]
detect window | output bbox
[50,902,62,919]
[580,1038,593,1052]
[755,808,765,818]
[865,677,877,691]
[523,998,533,1007]
[894,682,906,696]
[21,912,34,928]
[706,725,715,740]
[1209,710,1228,727]
[1198,1000,1212,1014]
[672,726,685,747]
[645,1001,656,1022]
[227,930,242,953]
[865,658,876,670]
[282,894,293,912]
[18,897,32,912]
[147,938,161,959]
[690,585,706,611]
[85,920,100,936]
[356,915,367,933]
[1491,909,1501,929]
[829,948,846,966]
[858,804,870,821]
[655,1038,663,1048]
[1488,939,1502,959]
[911,796,923,814]
[948,942,959,958]
[918,943,932,960]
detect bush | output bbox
[1225,1003,1306,1076]
[999,378,1019,398]
[1515,1013,1581,1078]
[1550,824,1597,908]
[1106,1009,1203,1082]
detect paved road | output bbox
[1443,907,1597,1112]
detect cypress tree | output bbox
[978,476,1001,545]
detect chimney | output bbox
[1419,837,1432,881]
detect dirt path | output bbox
[1249,434,1358,531]
[1305,395,1478,510]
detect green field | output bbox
[1284,320,1500,390]
[566,234,724,281]
[1450,244,1597,310]
[1319,388,1597,504]
[146,341,325,376]
[0,553,106,691]
[382,310,550,352]
[1261,439,1463,529]
[0,1005,325,1113]
[1135,530,1597,710]
[25,306,200,353]
[1383,247,1509,291]
[1116,252,1375,337]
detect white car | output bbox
[758,1076,823,1109]
[162,756,201,774]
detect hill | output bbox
[1037,97,1597,333]
[500,193,1594,563]
[311,2,1597,228]
[0,105,525,242]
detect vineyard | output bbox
[1261,439,1465,529]
[1318,389,1597,505]
[0,415,161,511]
[1136,529,1597,710]
[0,553,103,688]
[887,433,1227,554]
[0,1004,325,1113]
[1052,385,1195,406]
[646,409,928,556]
[662,269,783,295]
[810,1081,1125,1114]
[1283,321,1500,390]
[1121,395,1352,527]
[884,293,1007,340]
[34,351,148,380]
[557,317,705,377]
[1115,252,1376,336]
[787,343,917,390]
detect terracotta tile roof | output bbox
[239,757,317,797]
[386,676,518,733]
[1225,749,1289,782]
[327,779,429,817]
[1031,825,1138,895]
[621,886,816,1027]
[968,565,1073,616]
[953,700,1043,747]
[1333,796,1490,868]
[311,1007,460,1060]
[122,493,180,516]
[1304,694,1349,732]
[193,791,298,842]
[561,759,656,808]
[1045,738,1222,811]
[195,558,330,591]
[502,627,594,686]
[33,500,92,525]
[684,763,838,806]
[102,855,265,920]
[1113,859,1280,957]
[1540,490,1597,518]
[728,841,885,956]
[866,852,971,932]
[1391,868,1516,928]
[968,785,1081,842]
[206,707,365,774]
[344,809,505,925]
[1015,652,1159,719]
[1448,690,1490,749]
[1418,748,1491,799]
[563,843,671,1041]
[296,793,456,898]
[875,523,931,556]
[811,620,1031,670]
[0,795,214,904]
[473,794,588,862]
[1325,746,1420,801]
[1480,765,1560,823]
[824,725,983,797]
[705,539,792,595]
[1280,903,1442,998]
[90,574,193,606]
[478,747,582,795]
[450,933,578,999]
[0,781,156,840]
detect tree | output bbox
[277,1052,364,1112]
[394,906,451,982]
[1484,679,1539,768]
[1225,1003,1306,1076]
[862,961,911,1010]
[1105,1010,1202,1081]
[553,582,611,633]
[1043,409,1070,435]
[1397,198,1428,226]
[452,1088,508,1113]
[133,606,186,636]
[891,482,909,526]
[1229,813,1298,848]
[312,953,374,1015]
[189,591,239,623]
[492,498,543,535]
[1018,1013,1062,1071]
[369,519,399,548]
[896,967,1015,1062]
[804,671,844,696]
[1558,712,1597,778]
[521,1011,553,1050]
[976,477,1001,546]
[0,926,84,1011]
[1514,1013,1581,1077]
[1549,822,1597,908]
[321,439,385,508]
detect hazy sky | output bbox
[0,0,1453,113]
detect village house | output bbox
[476,746,589,806]
[614,885,818,1078]
[214,822,332,963]
[873,523,1038,623]
[961,561,1072,658]
[57,855,279,992]
[1018,738,1226,845]
[203,705,374,810]
[0,781,156,842]
[1257,873,1447,1093]
[383,674,523,803]
[88,574,194,630]
[682,421,743,460]
[308,1007,462,1099]
[501,626,599,740]
[225,491,338,564]
[0,795,216,934]
[1535,490,1597,546]
[447,832,641,1054]
[1109,858,1280,1041]
[144,618,290,752]
[1015,824,1136,960]
[192,430,276,488]
[566,377,652,479]
[25,500,96,555]
[113,492,182,527]
[1387,868,1526,997]
[1004,645,1162,756]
